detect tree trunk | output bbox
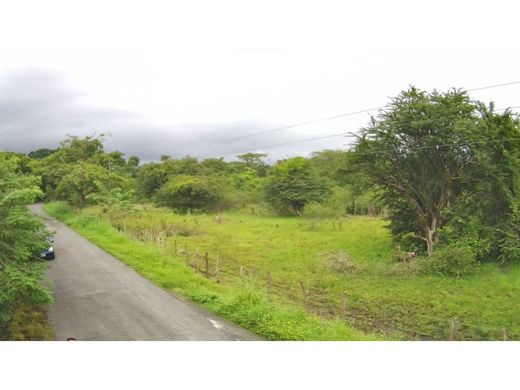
[425,217,437,256]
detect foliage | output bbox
[353,87,480,255]
[155,175,222,212]
[420,244,479,277]
[236,153,268,177]
[29,134,133,203]
[27,148,57,160]
[54,162,131,206]
[135,162,170,197]
[451,106,520,262]
[86,181,135,218]
[265,157,330,215]
[0,154,53,338]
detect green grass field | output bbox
[44,202,520,340]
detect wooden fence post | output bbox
[299,281,309,309]
[216,255,220,283]
[240,266,244,283]
[340,291,347,319]
[174,240,177,256]
[205,252,209,277]
[502,328,508,341]
[450,319,457,340]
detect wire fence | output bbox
[104,211,517,341]
[157,237,516,341]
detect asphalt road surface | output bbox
[30,204,261,341]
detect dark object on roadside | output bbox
[41,239,55,260]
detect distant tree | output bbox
[174,156,200,175]
[27,148,57,160]
[127,156,140,168]
[57,134,108,165]
[30,135,132,199]
[126,156,140,178]
[200,158,227,175]
[309,150,352,184]
[264,157,330,215]
[108,151,127,168]
[54,162,129,206]
[155,175,221,212]
[160,155,171,161]
[135,162,169,198]
[237,153,268,176]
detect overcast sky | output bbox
[1,0,519,162]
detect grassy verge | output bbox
[0,303,54,341]
[43,202,376,340]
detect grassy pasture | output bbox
[45,202,520,340]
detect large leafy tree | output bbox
[0,154,53,333]
[353,87,478,255]
[30,135,132,205]
[54,162,130,206]
[264,157,330,215]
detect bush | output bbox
[320,251,360,273]
[155,175,221,213]
[264,157,330,215]
[421,244,479,277]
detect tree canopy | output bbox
[352,87,520,259]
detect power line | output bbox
[355,137,520,156]
[225,105,520,155]
[466,80,520,92]
[221,107,382,142]
[221,80,520,143]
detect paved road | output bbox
[30,204,261,341]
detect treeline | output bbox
[7,86,520,268]
[26,135,378,218]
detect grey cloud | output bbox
[0,69,343,162]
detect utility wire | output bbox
[225,105,520,155]
[221,80,520,143]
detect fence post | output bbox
[174,240,177,256]
[502,328,508,341]
[205,252,209,276]
[216,255,220,283]
[340,291,347,319]
[450,319,457,340]
[266,272,272,300]
[299,281,308,309]
[240,266,244,283]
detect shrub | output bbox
[264,157,330,215]
[320,251,360,273]
[421,244,479,277]
[155,175,221,213]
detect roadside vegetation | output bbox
[0,153,53,340]
[4,86,520,340]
